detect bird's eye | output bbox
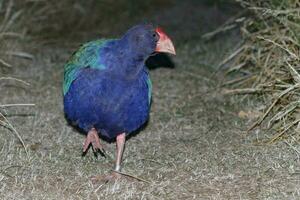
[152,33,156,37]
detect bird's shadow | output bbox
[146,53,175,70]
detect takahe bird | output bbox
[63,24,175,179]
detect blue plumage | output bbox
[63,25,155,140]
[64,67,150,140]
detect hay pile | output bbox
[224,0,300,142]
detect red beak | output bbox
[155,27,176,55]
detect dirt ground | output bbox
[1,1,300,200]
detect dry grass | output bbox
[1,0,300,199]
[0,0,35,155]
[223,0,300,142]
[2,37,299,199]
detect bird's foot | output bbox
[83,128,106,155]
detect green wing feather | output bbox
[63,39,112,95]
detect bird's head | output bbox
[123,24,176,58]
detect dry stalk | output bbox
[224,0,300,141]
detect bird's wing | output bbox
[63,39,112,95]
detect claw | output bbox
[96,148,107,158]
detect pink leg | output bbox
[115,132,126,171]
[83,128,104,153]
[90,132,126,183]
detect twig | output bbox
[249,7,300,16]
[0,0,13,32]
[0,59,12,67]
[257,36,298,60]
[111,170,150,184]
[222,88,263,95]
[0,77,30,86]
[267,101,299,128]
[226,62,247,74]
[94,183,105,193]
[0,165,22,178]
[0,32,24,38]
[215,45,245,72]
[140,158,164,165]
[5,51,34,60]
[202,10,246,40]
[248,83,300,131]
[283,140,300,156]
[0,112,28,156]
[2,10,23,33]
[202,24,237,40]
[285,61,300,83]
[268,119,300,144]
[180,70,211,82]
[222,75,255,87]
[0,104,35,108]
